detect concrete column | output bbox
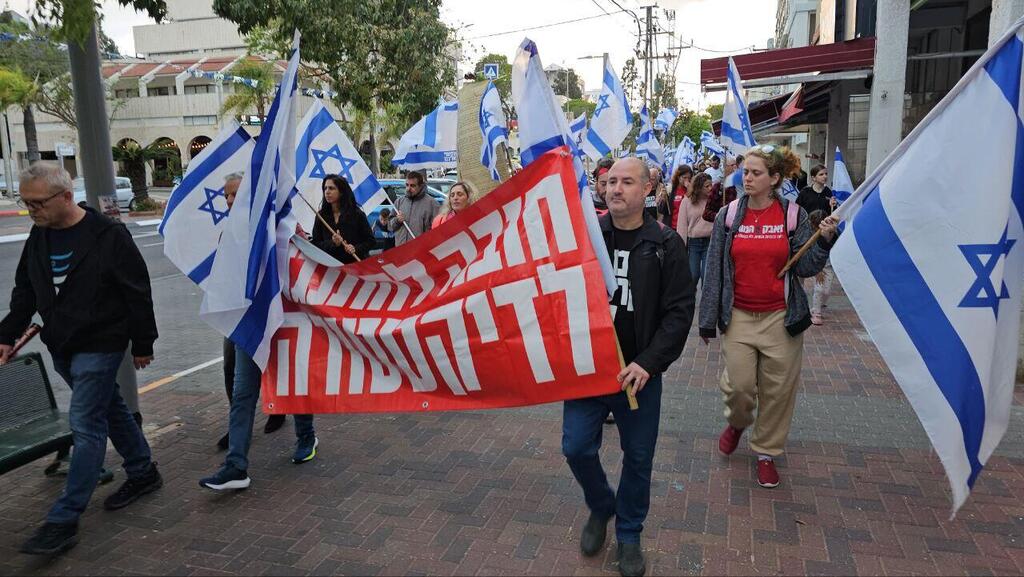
[991,0,1024,48]
[826,80,851,177]
[865,1,909,174]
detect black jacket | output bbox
[796,185,834,216]
[311,210,376,264]
[600,213,695,375]
[0,207,158,357]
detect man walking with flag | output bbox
[563,158,694,577]
[388,171,440,245]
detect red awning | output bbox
[777,87,805,124]
[701,37,875,86]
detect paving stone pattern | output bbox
[2,286,1024,576]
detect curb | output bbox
[0,209,28,218]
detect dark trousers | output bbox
[561,375,662,544]
[222,337,235,401]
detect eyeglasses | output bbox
[16,189,67,210]
[751,144,777,154]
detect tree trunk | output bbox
[127,160,148,201]
[22,104,41,164]
[369,116,381,176]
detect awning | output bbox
[712,81,834,137]
[701,37,875,90]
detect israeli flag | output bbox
[581,55,633,161]
[720,57,757,154]
[653,107,677,131]
[635,105,663,167]
[669,135,696,175]
[570,112,587,144]
[700,130,725,157]
[160,120,254,288]
[511,37,615,294]
[294,99,386,233]
[831,146,855,204]
[830,19,1024,514]
[200,30,302,369]
[780,178,798,201]
[479,81,509,181]
[392,99,459,170]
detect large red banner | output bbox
[262,149,622,413]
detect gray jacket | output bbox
[387,191,440,246]
[698,196,833,338]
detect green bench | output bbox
[0,353,73,475]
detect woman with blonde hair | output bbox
[699,144,839,489]
[432,181,479,229]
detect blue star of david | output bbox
[197,186,229,225]
[594,94,610,118]
[481,109,494,129]
[309,144,357,183]
[958,227,1016,318]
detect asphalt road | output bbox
[0,219,224,402]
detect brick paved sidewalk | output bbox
[3,287,1024,576]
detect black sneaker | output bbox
[19,522,78,555]
[292,434,318,464]
[104,463,162,510]
[216,432,229,451]
[263,414,286,434]
[580,512,611,557]
[617,542,646,577]
[199,466,250,491]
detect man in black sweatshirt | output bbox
[0,164,161,556]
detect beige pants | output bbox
[719,308,803,456]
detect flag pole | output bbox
[381,196,417,239]
[294,192,362,262]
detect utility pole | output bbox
[67,21,119,217]
[644,5,654,111]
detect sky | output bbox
[9,0,776,111]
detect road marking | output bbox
[142,241,164,248]
[134,219,163,227]
[139,356,223,395]
[132,231,160,240]
[0,233,29,244]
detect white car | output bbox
[73,176,135,211]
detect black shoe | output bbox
[199,465,251,491]
[617,542,646,577]
[19,522,78,556]
[216,433,229,451]
[98,467,114,485]
[133,412,143,427]
[263,414,286,434]
[605,414,615,425]
[103,463,162,510]
[580,512,611,557]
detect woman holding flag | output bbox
[698,145,839,489]
[311,174,375,264]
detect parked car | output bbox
[364,179,445,231]
[428,178,456,196]
[0,177,18,197]
[72,176,135,211]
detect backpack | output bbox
[725,198,799,236]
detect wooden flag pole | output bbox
[776,229,822,279]
[294,192,362,262]
[615,337,639,411]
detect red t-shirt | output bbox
[671,185,686,229]
[730,202,789,312]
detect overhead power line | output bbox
[467,12,622,40]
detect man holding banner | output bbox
[563,157,694,577]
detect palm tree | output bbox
[346,101,407,176]
[111,141,176,203]
[0,67,41,164]
[219,59,276,124]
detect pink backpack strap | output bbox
[786,199,799,235]
[724,199,740,230]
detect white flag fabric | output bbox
[780,178,799,201]
[830,19,1024,514]
[479,81,509,181]
[570,112,587,144]
[511,37,616,294]
[653,107,677,131]
[294,99,387,234]
[720,57,757,154]
[200,30,302,369]
[392,99,459,170]
[581,55,633,161]
[669,135,696,177]
[831,146,855,204]
[700,130,725,157]
[160,120,254,288]
[635,105,663,167]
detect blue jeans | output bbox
[49,351,153,525]
[226,345,314,472]
[562,375,662,544]
[687,236,710,287]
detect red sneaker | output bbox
[718,425,744,455]
[757,458,780,488]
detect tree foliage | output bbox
[219,58,276,123]
[111,140,176,201]
[666,108,712,151]
[472,53,512,118]
[549,67,582,100]
[29,0,165,46]
[620,57,642,109]
[564,98,595,118]
[706,103,724,122]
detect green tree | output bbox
[111,141,175,203]
[472,53,512,118]
[29,0,166,46]
[565,98,595,118]
[345,101,407,174]
[214,0,456,176]
[706,103,724,122]
[550,67,582,100]
[620,57,642,109]
[219,58,276,124]
[667,108,712,150]
[0,67,42,164]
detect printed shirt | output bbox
[730,201,789,312]
[608,225,641,364]
[46,220,86,293]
